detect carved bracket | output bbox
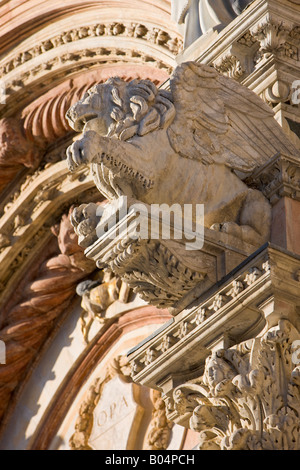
[77,200,257,312]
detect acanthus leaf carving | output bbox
[250,17,293,62]
[167,320,300,450]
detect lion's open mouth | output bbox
[99,152,154,191]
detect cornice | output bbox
[128,244,300,394]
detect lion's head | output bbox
[66,77,175,141]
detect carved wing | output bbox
[168,62,298,175]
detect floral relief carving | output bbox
[0,22,182,78]
[250,19,293,61]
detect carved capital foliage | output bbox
[250,16,293,61]
[166,320,300,450]
[245,153,300,204]
[98,239,208,309]
[214,53,245,80]
[209,6,300,112]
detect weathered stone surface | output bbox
[66,62,297,245]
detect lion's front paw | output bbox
[210,222,242,239]
[71,203,100,247]
[66,139,88,172]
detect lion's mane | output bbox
[91,77,176,141]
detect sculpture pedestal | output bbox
[84,204,258,313]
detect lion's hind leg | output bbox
[211,189,271,246]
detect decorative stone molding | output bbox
[129,242,299,412]
[83,205,259,312]
[214,53,246,80]
[0,15,179,119]
[250,15,293,62]
[0,22,182,79]
[176,0,300,146]
[128,244,300,447]
[129,245,272,382]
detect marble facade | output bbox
[0,0,299,451]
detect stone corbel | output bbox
[75,199,257,313]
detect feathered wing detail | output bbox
[168,62,298,174]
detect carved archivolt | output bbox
[0,20,179,118]
[0,21,182,79]
[0,208,95,426]
[0,161,97,305]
